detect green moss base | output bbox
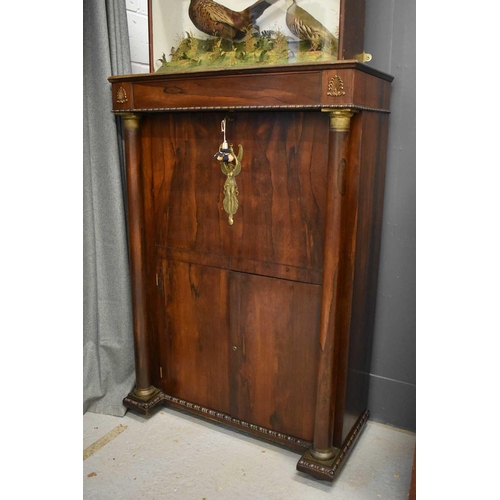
[155,32,337,73]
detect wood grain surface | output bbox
[150,111,328,282]
[158,260,231,414]
[229,272,321,441]
[337,111,390,446]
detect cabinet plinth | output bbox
[110,62,393,481]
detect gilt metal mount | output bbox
[327,75,346,97]
[354,51,372,63]
[116,86,128,104]
[219,144,243,225]
[214,118,243,225]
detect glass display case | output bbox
[149,0,367,73]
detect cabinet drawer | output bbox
[132,72,322,110]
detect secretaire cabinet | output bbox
[109,60,392,481]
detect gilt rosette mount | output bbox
[214,118,243,225]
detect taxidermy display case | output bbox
[109,0,393,482]
[149,0,370,72]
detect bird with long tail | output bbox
[189,0,279,41]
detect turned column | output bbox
[311,108,356,460]
[120,113,156,400]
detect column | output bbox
[311,108,356,460]
[120,113,157,400]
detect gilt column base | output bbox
[296,410,370,481]
[123,387,163,416]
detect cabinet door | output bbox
[158,259,231,414]
[157,260,321,441]
[150,111,328,281]
[229,272,321,441]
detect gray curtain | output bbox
[83,0,135,416]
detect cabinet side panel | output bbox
[159,260,231,414]
[340,111,389,444]
[229,272,321,441]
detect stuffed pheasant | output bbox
[189,0,279,41]
[285,0,338,53]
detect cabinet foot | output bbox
[123,387,163,416]
[296,409,370,481]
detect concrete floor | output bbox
[83,407,415,499]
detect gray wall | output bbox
[364,0,416,431]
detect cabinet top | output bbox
[109,61,393,113]
[109,60,393,84]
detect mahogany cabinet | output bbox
[109,61,392,481]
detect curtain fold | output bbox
[83,0,134,416]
